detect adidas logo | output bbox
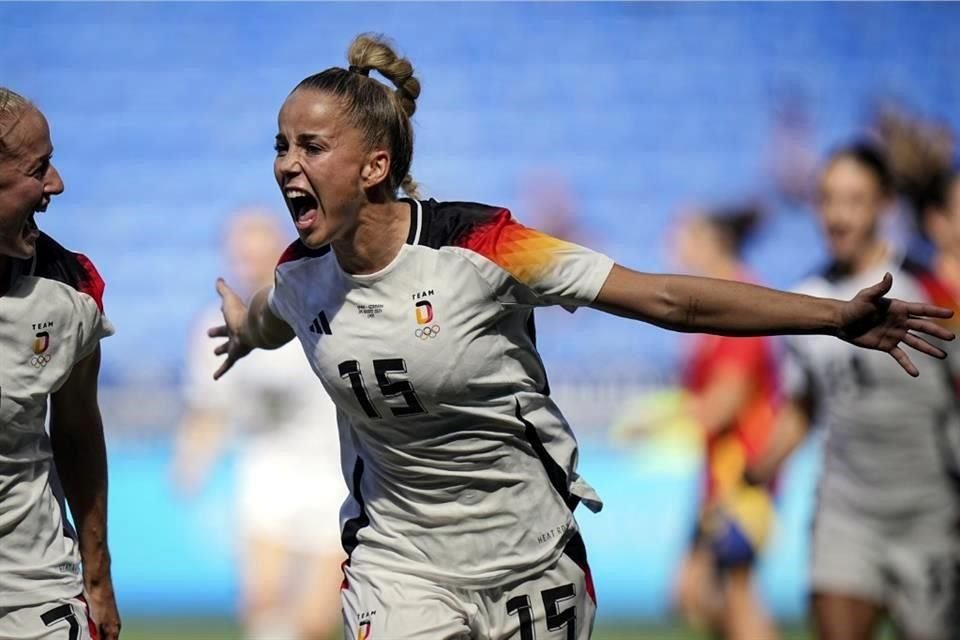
[309,311,332,335]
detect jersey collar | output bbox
[403,198,423,246]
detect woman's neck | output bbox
[846,239,889,276]
[332,199,411,275]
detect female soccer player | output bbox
[0,88,120,639]
[210,35,954,639]
[747,144,960,640]
[175,211,345,640]
[921,167,960,305]
[670,207,780,640]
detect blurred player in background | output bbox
[871,106,957,262]
[0,88,120,639]
[921,166,960,311]
[173,211,344,640]
[747,143,960,640]
[873,106,960,311]
[671,206,781,640]
[210,34,953,640]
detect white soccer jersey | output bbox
[185,305,341,451]
[784,255,960,519]
[185,305,345,550]
[268,199,614,588]
[0,233,113,607]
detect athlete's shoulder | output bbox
[418,199,512,250]
[276,238,331,268]
[898,254,937,287]
[900,255,958,309]
[27,232,105,312]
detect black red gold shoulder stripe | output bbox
[30,232,107,312]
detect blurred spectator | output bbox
[764,90,818,208]
[172,211,345,640]
[518,169,594,246]
[746,93,826,289]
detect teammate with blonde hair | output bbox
[210,36,954,639]
[0,88,120,639]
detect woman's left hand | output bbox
[839,272,955,376]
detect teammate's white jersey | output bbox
[784,254,960,519]
[185,306,345,550]
[0,233,113,607]
[186,305,341,452]
[268,199,614,588]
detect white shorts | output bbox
[0,595,97,640]
[810,504,960,640]
[341,535,597,640]
[236,443,345,553]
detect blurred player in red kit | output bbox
[671,206,781,640]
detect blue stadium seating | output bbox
[2,3,958,385]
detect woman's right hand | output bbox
[209,278,254,380]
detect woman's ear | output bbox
[361,148,391,189]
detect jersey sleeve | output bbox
[454,208,614,309]
[30,234,113,362]
[71,253,114,361]
[268,239,328,326]
[266,284,290,327]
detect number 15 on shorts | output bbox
[507,583,579,639]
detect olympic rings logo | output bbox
[415,324,441,340]
[30,354,51,368]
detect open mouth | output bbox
[285,188,319,230]
[22,213,39,240]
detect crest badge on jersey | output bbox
[414,300,440,340]
[30,331,52,368]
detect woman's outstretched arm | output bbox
[592,266,954,376]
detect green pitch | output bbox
[120,619,816,639]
